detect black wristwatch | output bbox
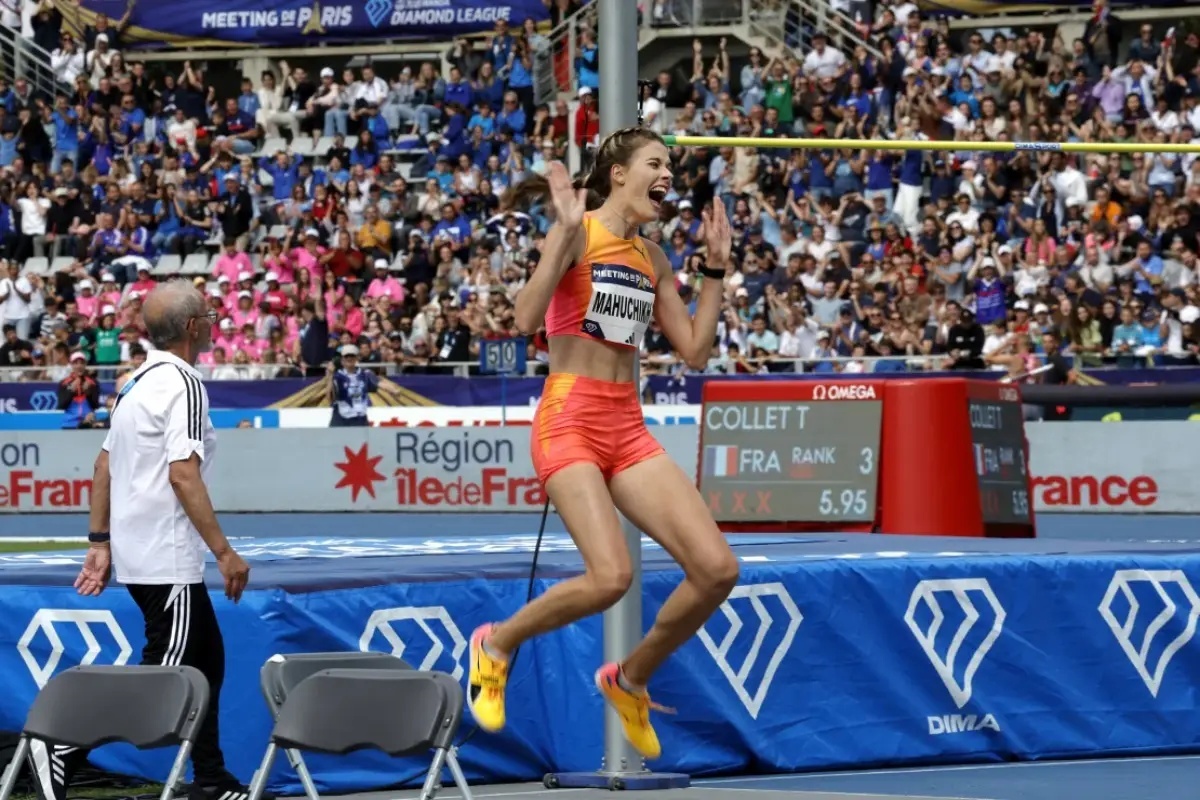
[88,532,111,544]
[700,266,727,280]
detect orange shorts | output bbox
[531,373,665,485]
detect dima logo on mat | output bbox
[1099,569,1200,697]
[17,609,132,688]
[905,578,1004,735]
[696,583,802,719]
[360,606,468,680]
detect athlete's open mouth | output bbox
[648,186,668,209]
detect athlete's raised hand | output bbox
[548,161,587,229]
[703,197,733,273]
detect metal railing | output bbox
[543,0,758,98]
[643,0,746,30]
[2,354,1179,384]
[0,24,65,101]
[543,1,598,96]
[747,0,881,63]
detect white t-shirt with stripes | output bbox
[103,349,216,585]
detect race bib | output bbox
[581,263,656,347]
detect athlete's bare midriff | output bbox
[546,334,639,384]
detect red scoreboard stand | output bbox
[697,377,1035,538]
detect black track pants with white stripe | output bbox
[28,584,228,799]
[129,582,228,783]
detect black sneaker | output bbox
[187,775,275,800]
[26,742,85,800]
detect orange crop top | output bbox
[544,214,658,349]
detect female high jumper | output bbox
[468,126,739,760]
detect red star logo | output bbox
[333,444,386,501]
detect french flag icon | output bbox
[704,445,739,478]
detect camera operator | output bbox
[326,343,378,427]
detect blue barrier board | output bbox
[1,534,1199,791]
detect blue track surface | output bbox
[698,754,1200,799]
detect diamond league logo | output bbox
[359,606,468,680]
[17,609,133,689]
[1099,569,1200,697]
[29,391,57,411]
[696,583,802,719]
[905,578,1004,734]
[364,0,392,28]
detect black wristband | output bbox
[88,532,110,544]
[700,266,727,280]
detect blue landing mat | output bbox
[1,535,1199,793]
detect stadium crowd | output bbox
[1,0,1200,417]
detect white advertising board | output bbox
[1025,422,1200,514]
[0,421,1195,515]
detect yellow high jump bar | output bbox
[661,134,1200,155]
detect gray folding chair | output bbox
[259,652,416,800]
[0,666,208,800]
[248,668,471,800]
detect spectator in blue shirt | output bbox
[349,129,379,170]
[496,92,526,145]
[259,150,299,201]
[1123,240,1164,297]
[443,66,472,110]
[431,202,471,248]
[237,78,260,118]
[51,96,78,174]
[467,102,496,137]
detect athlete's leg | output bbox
[609,454,740,686]
[468,461,631,732]
[488,462,631,654]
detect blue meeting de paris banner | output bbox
[72,0,550,48]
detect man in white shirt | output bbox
[802,33,847,81]
[61,280,261,800]
[0,259,33,339]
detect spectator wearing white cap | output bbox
[262,271,289,313]
[56,350,101,429]
[84,32,118,85]
[327,343,378,427]
[306,67,343,137]
[74,278,99,321]
[214,274,237,313]
[291,228,327,283]
[574,86,600,167]
[231,289,259,330]
[92,304,122,372]
[365,257,405,304]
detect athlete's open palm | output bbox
[548,161,587,228]
[703,197,733,272]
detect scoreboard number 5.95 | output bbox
[819,488,869,516]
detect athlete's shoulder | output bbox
[635,236,670,279]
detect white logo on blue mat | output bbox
[17,609,132,689]
[359,606,468,681]
[696,583,802,719]
[1099,569,1200,697]
[905,578,1005,714]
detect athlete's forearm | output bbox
[514,224,581,334]
[88,449,111,533]
[684,274,725,368]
